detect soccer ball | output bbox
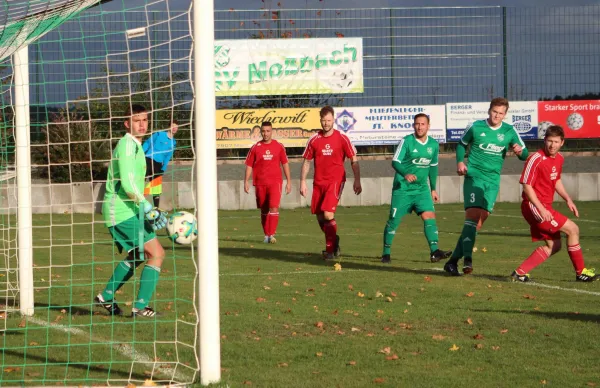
[325,68,354,91]
[566,112,584,130]
[166,211,197,245]
[537,121,554,139]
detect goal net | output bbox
[0,1,199,386]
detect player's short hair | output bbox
[413,113,430,123]
[489,97,509,111]
[320,105,334,118]
[545,125,565,140]
[124,104,147,118]
[261,121,273,128]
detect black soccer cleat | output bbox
[430,249,452,263]
[131,306,160,318]
[380,254,391,264]
[321,250,335,261]
[443,261,461,276]
[94,294,123,316]
[511,271,530,283]
[463,257,473,275]
[334,235,341,257]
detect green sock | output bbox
[461,220,478,260]
[423,219,439,253]
[382,217,401,256]
[449,236,463,263]
[134,264,161,310]
[101,260,134,301]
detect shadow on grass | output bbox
[220,246,450,277]
[34,302,94,316]
[471,308,600,324]
[0,348,149,380]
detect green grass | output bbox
[2,202,600,387]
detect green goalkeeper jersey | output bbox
[461,120,525,184]
[102,133,147,227]
[391,134,439,192]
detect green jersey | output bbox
[102,133,147,227]
[461,120,525,183]
[391,134,439,192]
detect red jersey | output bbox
[520,149,563,206]
[245,140,288,186]
[302,129,357,186]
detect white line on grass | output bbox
[26,316,191,383]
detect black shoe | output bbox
[334,235,341,257]
[322,250,335,261]
[443,261,461,276]
[463,257,473,275]
[430,249,452,263]
[94,294,123,316]
[511,271,530,282]
[131,306,159,318]
[381,254,391,264]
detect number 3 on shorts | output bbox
[470,193,475,203]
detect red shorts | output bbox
[311,182,344,214]
[521,201,568,242]
[255,184,282,209]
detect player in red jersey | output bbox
[512,125,596,282]
[244,121,292,244]
[300,106,362,260]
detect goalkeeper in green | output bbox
[444,97,528,276]
[381,113,452,264]
[95,104,167,318]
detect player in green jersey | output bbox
[95,104,167,318]
[381,113,452,264]
[444,98,529,276]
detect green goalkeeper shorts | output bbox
[389,188,435,218]
[463,176,499,213]
[108,215,156,254]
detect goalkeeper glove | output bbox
[141,200,167,231]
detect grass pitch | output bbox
[1,202,600,387]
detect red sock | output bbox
[323,219,337,253]
[568,244,585,275]
[267,212,279,236]
[261,213,268,235]
[318,219,326,232]
[516,247,550,274]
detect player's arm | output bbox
[282,162,292,194]
[522,184,552,222]
[429,146,439,203]
[351,155,362,195]
[510,128,529,160]
[300,158,310,197]
[118,140,146,205]
[520,153,551,221]
[555,179,578,217]
[161,139,176,172]
[244,165,253,194]
[456,125,472,175]
[391,138,412,179]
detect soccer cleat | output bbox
[443,261,461,276]
[511,271,530,282]
[463,257,473,275]
[263,236,270,243]
[334,235,341,257]
[132,306,159,318]
[94,294,123,316]
[268,235,277,244]
[322,250,335,261]
[381,254,391,264]
[430,249,452,263]
[576,268,597,282]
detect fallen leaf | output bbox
[29,341,39,346]
[465,292,475,297]
[315,352,323,357]
[346,360,356,366]
[492,346,500,350]
[500,329,508,334]
[263,285,271,290]
[357,292,365,298]
[243,381,252,385]
[377,309,384,314]
[474,343,484,349]
[18,319,26,328]
[473,333,484,340]
[541,380,547,385]
[256,297,266,303]
[523,294,536,300]
[28,372,41,377]
[351,327,361,332]
[432,334,445,340]
[379,346,391,355]
[586,382,597,387]
[142,379,157,386]
[385,354,399,360]
[373,378,386,384]
[282,281,290,287]
[449,344,460,351]
[406,302,412,306]
[466,318,473,325]
[390,292,397,297]
[366,332,375,337]
[337,330,345,335]
[348,284,354,291]
[278,362,288,367]
[424,276,432,282]
[386,297,393,302]
[375,291,384,298]
[333,263,342,271]
[482,247,487,253]
[473,247,478,252]
[315,321,324,329]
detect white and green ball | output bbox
[166,211,198,245]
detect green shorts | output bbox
[463,176,499,213]
[389,189,435,218]
[108,216,156,253]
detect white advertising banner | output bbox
[214,38,364,96]
[332,105,447,145]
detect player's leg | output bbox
[320,182,343,259]
[512,238,559,282]
[560,218,597,281]
[133,231,166,318]
[381,191,411,263]
[255,186,269,242]
[266,183,282,243]
[414,191,452,262]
